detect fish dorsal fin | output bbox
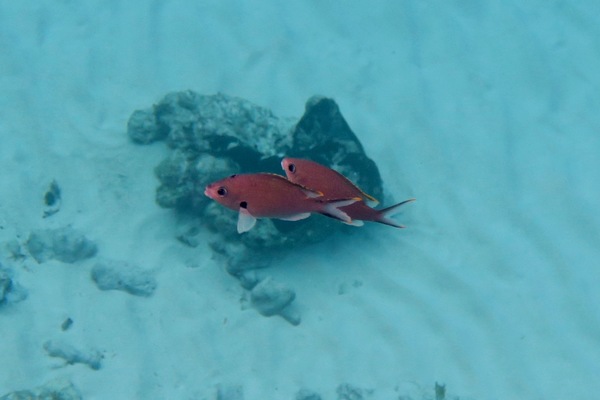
[328,167,379,206]
[363,193,379,207]
[261,172,323,198]
[347,180,378,206]
[237,204,257,233]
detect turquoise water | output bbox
[1,2,599,399]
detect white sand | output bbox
[1,1,599,399]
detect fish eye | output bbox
[287,163,296,173]
[217,187,228,197]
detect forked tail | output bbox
[376,198,416,228]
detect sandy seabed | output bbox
[1,2,599,399]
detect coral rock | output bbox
[91,260,156,297]
[43,340,102,370]
[26,227,97,264]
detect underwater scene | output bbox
[1,1,599,399]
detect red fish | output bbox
[281,158,415,228]
[204,173,360,233]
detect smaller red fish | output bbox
[282,158,415,228]
[204,173,359,233]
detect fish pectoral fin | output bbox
[322,197,361,223]
[278,212,311,221]
[237,207,257,233]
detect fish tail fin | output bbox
[321,197,361,223]
[376,198,415,228]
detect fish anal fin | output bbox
[344,219,364,227]
[278,212,311,221]
[321,197,361,223]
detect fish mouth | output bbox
[203,187,212,198]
